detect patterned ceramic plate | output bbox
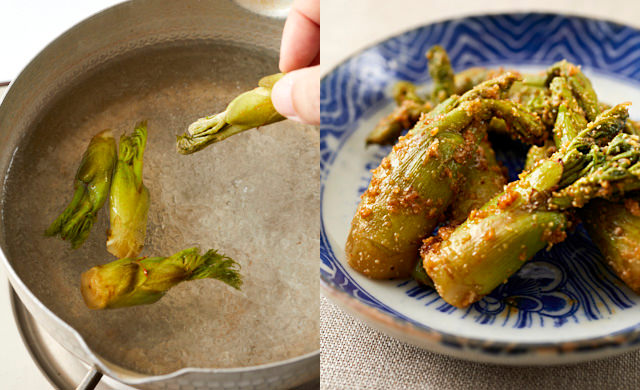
[320,13,640,365]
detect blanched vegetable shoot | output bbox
[106,122,150,259]
[81,247,242,309]
[177,73,286,154]
[46,130,117,248]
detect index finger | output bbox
[279,0,320,72]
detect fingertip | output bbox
[279,6,320,72]
[271,67,320,125]
[272,73,297,119]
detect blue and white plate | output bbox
[320,13,640,365]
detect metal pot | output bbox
[0,0,320,388]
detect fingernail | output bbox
[271,72,298,119]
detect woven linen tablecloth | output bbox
[321,296,640,389]
[321,1,640,389]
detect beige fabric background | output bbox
[320,1,640,389]
[321,297,640,390]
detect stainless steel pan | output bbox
[0,1,319,388]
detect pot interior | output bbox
[1,39,319,376]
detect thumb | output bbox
[271,65,320,125]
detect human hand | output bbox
[271,0,320,125]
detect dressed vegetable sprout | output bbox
[46,130,117,248]
[412,138,506,286]
[427,46,456,103]
[81,247,242,309]
[365,82,431,145]
[403,53,508,285]
[347,73,545,280]
[365,46,453,146]
[366,48,552,147]
[351,45,640,309]
[422,104,635,308]
[177,73,286,154]
[583,198,640,292]
[541,65,640,292]
[106,122,150,259]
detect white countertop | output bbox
[0,0,123,82]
